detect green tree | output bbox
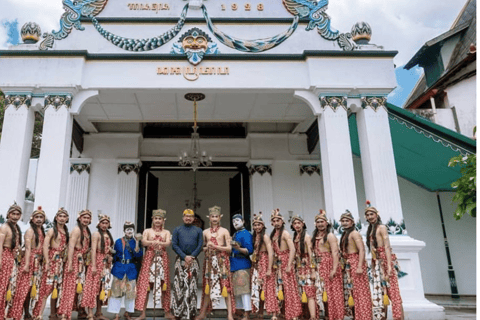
[448,153,476,220]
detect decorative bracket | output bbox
[299,164,321,176]
[4,94,32,110]
[44,94,73,111]
[70,163,91,175]
[320,96,347,112]
[118,163,141,175]
[361,96,387,112]
[248,165,272,176]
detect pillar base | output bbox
[401,299,445,320]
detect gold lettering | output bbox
[163,3,169,10]
[221,4,226,10]
[152,3,158,12]
[245,3,251,11]
[231,3,238,10]
[225,67,229,75]
[257,3,264,11]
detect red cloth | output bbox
[32,232,67,317]
[345,253,372,320]
[293,241,316,299]
[0,249,16,320]
[272,241,302,320]
[81,236,111,308]
[8,232,44,319]
[376,246,402,320]
[251,251,279,314]
[57,229,90,319]
[135,234,171,312]
[316,251,344,320]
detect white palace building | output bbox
[0,0,476,318]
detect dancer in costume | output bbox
[0,202,22,320]
[32,208,69,320]
[339,210,372,320]
[250,213,278,320]
[135,209,174,320]
[290,215,316,320]
[365,201,404,320]
[82,214,114,320]
[57,209,92,320]
[171,209,203,320]
[270,209,302,320]
[196,206,236,320]
[230,214,253,320]
[107,221,143,320]
[9,206,46,320]
[312,210,344,320]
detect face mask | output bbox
[125,228,134,238]
[233,218,244,230]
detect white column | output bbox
[299,163,325,231]
[356,97,405,232]
[0,94,35,215]
[318,96,359,223]
[65,159,91,231]
[114,159,141,240]
[34,95,74,219]
[248,162,274,231]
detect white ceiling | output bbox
[75,90,314,133]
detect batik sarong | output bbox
[316,251,344,320]
[82,236,111,308]
[343,252,372,320]
[32,232,67,318]
[251,251,278,315]
[9,232,45,320]
[135,234,170,312]
[171,256,199,320]
[371,246,402,320]
[272,242,302,320]
[0,248,19,320]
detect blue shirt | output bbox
[172,224,204,260]
[230,228,253,272]
[111,237,143,281]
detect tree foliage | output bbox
[448,153,476,220]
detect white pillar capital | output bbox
[117,159,142,175]
[4,93,32,110]
[360,96,388,113]
[319,95,348,113]
[43,94,73,111]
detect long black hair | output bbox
[366,216,382,252]
[270,224,284,247]
[29,220,46,247]
[77,220,92,247]
[311,222,332,249]
[97,226,114,252]
[292,224,307,255]
[340,225,355,253]
[7,221,22,247]
[253,227,266,252]
[53,218,69,245]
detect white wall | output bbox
[444,74,476,138]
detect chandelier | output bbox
[178,93,212,171]
[185,170,202,211]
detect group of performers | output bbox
[0,200,403,320]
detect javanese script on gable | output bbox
[157,66,230,81]
[128,3,170,12]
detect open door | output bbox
[145,172,159,231]
[229,168,251,232]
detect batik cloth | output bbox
[200,236,236,314]
[343,252,372,320]
[81,236,112,308]
[272,240,302,320]
[135,234,171,312]
[251,251,278,314]
[32,232,67,317]
[0,248,19,320]
[294,241,316,299]
[171,256,199,320]
[57,229,90,319]
[316,251,344,320]
[371,246,403,320]
[8,231,45,319]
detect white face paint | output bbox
[124,227,134,238]
[233,218,244,230]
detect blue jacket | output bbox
[230,228,253,272]
[111,237,143,281]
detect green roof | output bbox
[349,103,476,191]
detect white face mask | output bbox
[233,218,244,230]
[124,228,134,238]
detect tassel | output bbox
[301,290,307,303]
[108,290,112,298]
[147,285,150,292]
[6,289,12,302]
[76,282,83,294]
[99,289,106,301]
[205,283,210,295]
[52,288,58,299]
[278,289,284,301]
[162,282,167,291]
[221,286,228,298]
[383,293,390,306]
[322,290,328,302]
[260,290,265,301]
[348,294,354,307]
[30,283,37,299]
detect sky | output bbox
[0,0,470,106]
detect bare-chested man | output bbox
[339,210,372,320]
[9,206,46,320]
[135,209,174,320]
[270,209,301,320]
[0,202,22,320]
[311,210,344,320]
[32,208,70,320]
[58,209,92,320]
[196,206,235,320]
[365,201,404,320]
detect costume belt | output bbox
[116,258,131,264]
